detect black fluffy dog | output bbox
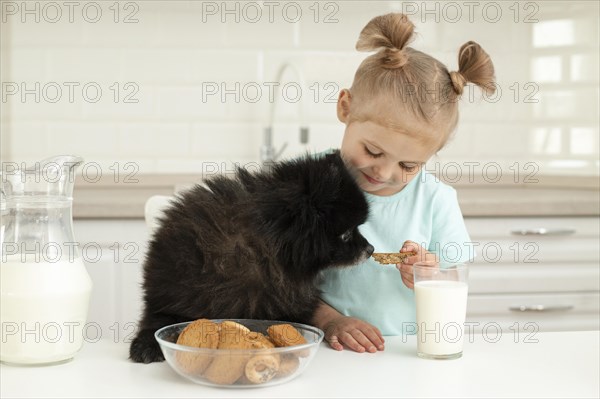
[130,151,373,363]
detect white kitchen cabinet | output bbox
[73,220,148,342]
[74,216,600,339]
[464,216,600,332]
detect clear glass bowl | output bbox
[155,319,324,388]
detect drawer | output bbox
[468,262,600,294]
[464,217,599,264]
[465,217,599,238]
[466,292,600,332]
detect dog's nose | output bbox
[366,244,374,256]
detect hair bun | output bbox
[453,41,496,97]
[356,13,415,69]
[380,48,408,69]
[449,71,467,95]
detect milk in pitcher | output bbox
[0,256,92,364]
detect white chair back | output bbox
[144,195,174,235]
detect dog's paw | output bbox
[129,333,165,363]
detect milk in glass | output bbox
[414,269,469,359]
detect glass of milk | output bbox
[413,262,469,360]
[1,155,93,365]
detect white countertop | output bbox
[2,331,599,398]
[71,173,600,218]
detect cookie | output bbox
[371,251,417,264]
[202,322,253,385]
[245,331,275,349]
[244,354,280,384]
[276,353,300,378]
[217,320,251,346]
[267,324,309,357]
[267,324,307,347]
[175,319,220,375]
[220,320,250,334]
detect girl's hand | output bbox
[323,316,385,353]
[312,301,384,353]
[396,240,438,289]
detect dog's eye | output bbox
[340,230,352,242]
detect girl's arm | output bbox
[312,300,385,353]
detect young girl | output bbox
[312,13,495,353]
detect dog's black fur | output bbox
[129,151,373,363]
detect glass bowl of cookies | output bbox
[155,319,325,388]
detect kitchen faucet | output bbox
[260,62,310,165]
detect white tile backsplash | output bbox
[223,13,296,48]
[1,1,598,175]
[6,48,48,81]
[438,124,474,158]
[470,123,530,158]
[8,94,84,119]
[3,122,48,160]
[80,84,156,120]
[302,123,346,154]
[119,123,190,158]
[571,54,600,82]
[47,122,119,157]
[47,48,122,83]
[190,122,261,159]
[121,49,192,84]
[5,10,86,46]
[157,9,226,47]
[297,2,386,50]
[157,86,226,120]
[81,4,160,47]
[189,50,260,83]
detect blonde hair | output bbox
[348,13,496,148]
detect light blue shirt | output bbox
[318,166,474,335]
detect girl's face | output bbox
[340,120,435,196]
[337,89,440,196]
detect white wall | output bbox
[1,1,598,176]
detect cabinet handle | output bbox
[510,228,576,236]
[509,305,574,312]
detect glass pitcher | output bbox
[1,155,93,365]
